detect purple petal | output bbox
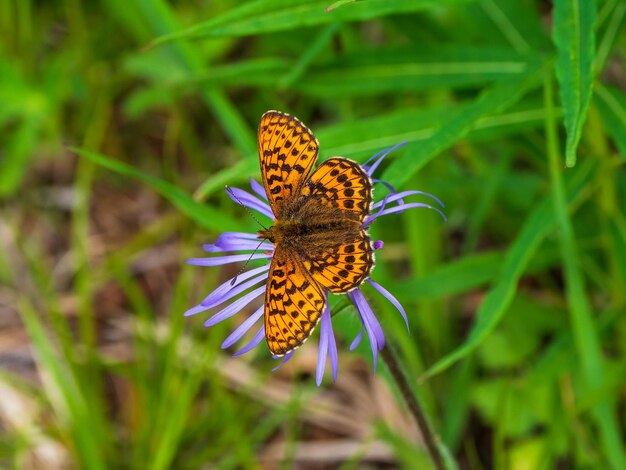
[226,186,274,219]
[316,338,327,386]
[199,264,270,310]
[364,202,447,226]
[328,326,338,383]
[186,253,271,266]
[362,142,408,176]
[370,190,396,223]
[350,328,363,350]
[377,202,447,220]
[272,351,294,371]
[203,231,262,251]
[204,285,266,327]
[316,305,338,386]
[316,307,330,386]
[372,190,445,210]
[202,269,268,309]
[369,183,413,224]
[372,179,400,196]
[349,290,385,371]
[203,232,274,252]
[250,178,269,201]
[232,325,265,356]
[203,240,274,252]
[184,302,212,317]
[221,305,265,349]
[367,279,409,332]
[363,309,385,352]
[373,240,384,250]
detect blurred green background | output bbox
[1,0,625,468]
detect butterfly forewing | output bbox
[265,246,326,356]
[258,111,319,219]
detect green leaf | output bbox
[148,0,473,45]
[544,73,625,470]
[104,0,256,157]
[194,159,258,200]
[381,58,544,189]
[477,0,550,52]
[394,251,503,300]
[72,147,245,232]
[471,378,552,437]
[552,0,597,167]
[595,2,626,72]
[422,159,596,379]
[392,244,560,303]
[608,216,626,290]
[0,119,41,197]
[19,299,107,469]
[594,84,626,160]
[297,46,538,96]
[315,100,551,163]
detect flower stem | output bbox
[380,345,449,470]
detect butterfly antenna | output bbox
[230,238,267,286]
[225,186,270,231]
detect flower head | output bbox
[187,143,445,385]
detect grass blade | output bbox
[382,58,544,189]
[317,100,550,161]
[19,299,106,469]
[552,0,597,167]
[393,244,560,302]
[72,147,244,232]
[594,84,626,160]
[104,0,256,157]
[422,158,596,379]
[148,0,472,45]
[297,46,539,96]
[544,74,625,470]
[595,1,626,72]
[0,118,40,197]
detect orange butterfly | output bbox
[257,111,375,356]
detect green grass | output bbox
[1,0,625,468]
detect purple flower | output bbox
[187,143,445,385]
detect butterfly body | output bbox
[257,111,375,356]
[259,207,362,246]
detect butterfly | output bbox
[257,111,375,356]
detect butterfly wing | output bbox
[298,157,375,293]
[265,244,326,356]
[303,229,375,293]
[258,111,319,219]
[301,157,372,220]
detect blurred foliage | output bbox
[1,0,625,468]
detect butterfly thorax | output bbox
[258,216,361,246]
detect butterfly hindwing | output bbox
[303,229,374,293]
[301,157,372,221]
